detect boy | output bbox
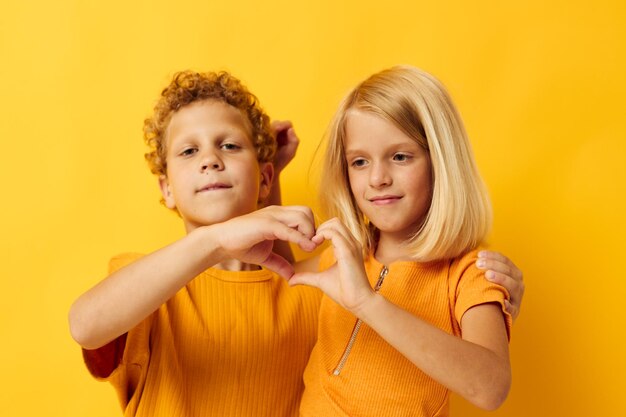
[69,71,323,417]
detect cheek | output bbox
[426,169,434,196]
[417,171,434,206]
[241,164,262,190]
[347,170,363,194]
[420,169,432,191]
[404,168,431,197]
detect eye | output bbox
[221,142,241,151]
[180,147,197,157]
[393,153,411,162]
[351,158,368,168]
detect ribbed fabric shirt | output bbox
[300,248,512,417]
[83,253,322,417]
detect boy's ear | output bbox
[158,175,177,209]
[257,162,274,202]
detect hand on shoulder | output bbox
[476,251,525,321]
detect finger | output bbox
[283,206,316,238]
[260,252,295,279]
[478,250,514,265]
[477,253,523,282]
[314,224,361,263]
[316,218,354,243]
[277,128,299,158]
[311,233,325,245]
[485,270,523,301]
[272,121,293,145]
[315,221,353,248]
[271,120,292,132]
[264,206,316,240]
[272,120,293,131]
[270,223,317,253]
[479,251,522,273]
[318,224,361,259]
[285,127,300,147]
[476,258,513,279]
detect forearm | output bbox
[356,296,511,410]
[263,178,295,264]
[269,192,296,263]
[69,226,223,349]
[264,174,282,208]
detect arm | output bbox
[69,205,317,350]
[264,120,300,263]
[476,251,525,321]
[264,120,299,208]
[356,295,510,410]
[289,219,511,410]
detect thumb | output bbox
[288,271,320,288]
[260,252,295,279]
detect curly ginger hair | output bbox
[143,71,276,177]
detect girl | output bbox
[290,65,512,416]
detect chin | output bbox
[205,208,256,225]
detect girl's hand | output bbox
[289,218,375,314]
[271,120,299,174]
[476,251,525,321]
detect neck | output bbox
[374,233,412,265]
[214,258,262,272]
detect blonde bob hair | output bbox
[320,65,492,261]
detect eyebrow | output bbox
[344,148,366,157]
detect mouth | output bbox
[369,195,402,205]
[197,183,232,193]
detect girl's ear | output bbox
[158,175,177,209]
[257,162,275,202]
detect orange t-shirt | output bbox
[300,248,512,417]
[83,253,322,417]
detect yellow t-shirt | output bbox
[83,253,322,417]
[300,248,512,417]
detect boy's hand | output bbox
[271,120,299,174]
[476,251,525,321]
[213,205,318,278]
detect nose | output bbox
[369,161,392,188]
[200,151,224,172]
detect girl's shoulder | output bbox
[448,248,482,273]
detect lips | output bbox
[197,182,232,192]
[369,195,402,205]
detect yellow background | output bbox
[1,1,624,415]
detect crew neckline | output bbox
[203,266,276,283]
[366,253,445,272]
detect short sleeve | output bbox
[450,250,513,340]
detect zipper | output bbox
[332,265,389,376]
